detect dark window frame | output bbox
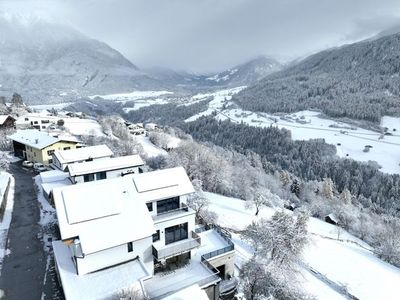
[127,242,133,252]
[146,202,153,212]
[152,230,160,242]
[165,223,188,245]
[156,197,180,214]
[83,173,95,182]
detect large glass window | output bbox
[156,197,179,214]
[165,223,188,245]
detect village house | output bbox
[15,113,58,131]
[127,123,146,136]
[52,167,236,300]
[9,130,79,165]
[67,154,144,183]
[0,115,16,129]
[51,144,113,171]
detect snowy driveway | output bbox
[0,162,62,299]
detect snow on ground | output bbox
[184,86,246,122]
[205,192,400,300]
[63,118,104,136]
[30,102,73,111]
[0,173,14,275]
[122,98,169,112]
[212,109,400,174]
[134,136,167,158]
[89,91,173,103]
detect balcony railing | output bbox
[152,231,201,260]
[152,203,194,222]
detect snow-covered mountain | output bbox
[0,17,162,103]
[201,56,282,87]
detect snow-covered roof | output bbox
[130,167,195,203]
[41,178,72,196]
[40,170,70,183]
[53,176,155,254]
[53,144,113,164]
[68,154,144,176]
[9,129,60,149]
[53,240,149,300]
[162,285,209,300]
[0,115,14,125]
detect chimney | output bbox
[35,139,38,144]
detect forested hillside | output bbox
[234,32,400,122]
[182,117,400,215]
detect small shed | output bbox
[0,115,16,129]
[325,213,338,225]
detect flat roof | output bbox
[53,144,113,164]
[162,284,209,300]
[53,176,155,254]
[40,170,69,183]
[53,240,149,300]
[68,154,144,176]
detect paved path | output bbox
[0,163,63,299]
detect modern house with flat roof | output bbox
[52,144,113,171]
[52,166,236,300]
[9,130,79,165]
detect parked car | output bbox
[33,163,47,172]
[22,161,34,168]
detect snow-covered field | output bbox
[63,118,104,136]
[31,102,74,111]
[122,98,169,112]
[89,90,173,103]
[134,136,167,158]
[200,108,400,174]
[205,192,400,300]
[184,86,246,122]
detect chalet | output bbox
[8,130,79,165]
[52,144,113,171]
[127,123,146,136]
[325,213,338,225]
[0,115,16,129]
[67,154,144,183]
[52,167,236,300]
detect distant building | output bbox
[8,130,79,165]
[0,115,16,129]
[51,144,113,171]
[15,114,57,131]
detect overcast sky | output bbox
[1,0,400,73]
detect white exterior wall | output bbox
[74,236,154,276]
[72,166,140,184]
[153,213,196,247]
[53,156,112,171]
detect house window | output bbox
[165,223,188,245]
[41,126,46,129]
[156,197,179,214]
[47,150,55,156]
[48,159,53,164]
[25,118,29,121]
[41,120,50,124]
[63,147,70,150]
[84,173,95,182]
[34,152,36,157]
[95,171,107,180]
[34,121,38,124]
[127,242,133,252]
[153,230,160,242]
[146,202,153,212]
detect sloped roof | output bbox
[68,154,144,176]
[9,129,60,149]
[0,115,14,125]
[53,144,113,164]
[53,167,194,254]
[53,176,155,254]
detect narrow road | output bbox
[0,162,62,299]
